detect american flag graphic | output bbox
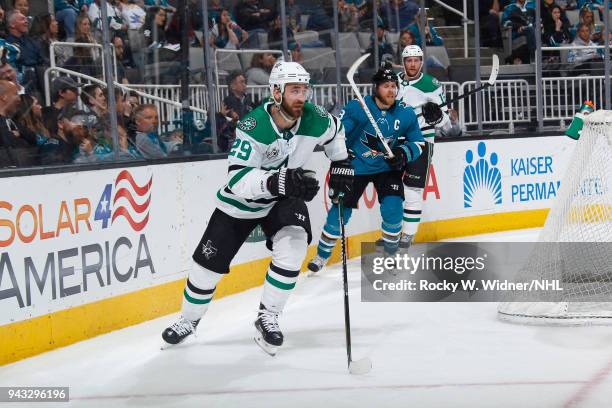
[111,170,153,232]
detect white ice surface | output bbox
[2,228,612,408]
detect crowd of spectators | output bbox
[2,0,611,167]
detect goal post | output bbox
[497,110,612,324]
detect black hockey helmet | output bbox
[372,61,398,88]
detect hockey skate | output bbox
[399,233,414,249]
[161,316,200,347]
[307,255,326,274]
[254,305,283,356]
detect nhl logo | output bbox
[238,117,257,131]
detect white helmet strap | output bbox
[272,84,297,123]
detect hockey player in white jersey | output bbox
[161,61,354,355]
[395,45,452,247]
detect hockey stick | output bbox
[346,53,394,158]
[338,194,372,375]
[417,54,499,118]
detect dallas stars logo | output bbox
[238,117,257,131]
[201,240,218,260]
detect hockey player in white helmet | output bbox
[161,61,354,355]
[394,45,451,248]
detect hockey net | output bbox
[498,110,612,324]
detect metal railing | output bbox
[542,76,606,122]
[49,41,118,83]
[45,67,208,134]
[432,0,473,58]
[460,79,531,132]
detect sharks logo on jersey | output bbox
[360,117,393,158]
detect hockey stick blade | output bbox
[349,357,372,375]
[488,54,500,86]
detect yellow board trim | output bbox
[0,208,548,366]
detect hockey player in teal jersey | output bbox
[308,63,424,273]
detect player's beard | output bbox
[280,98,304,119]
[375,88,396,108]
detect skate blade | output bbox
[348,357,372,375]
[254,333,279,356]
[160,334,196,350]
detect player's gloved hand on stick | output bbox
[328,158,355,202]
[267,167,320,202]
[422,101,443,126]
[384,146,407,170]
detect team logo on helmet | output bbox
[238,117,257,131]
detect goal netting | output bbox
[497,110,612,324]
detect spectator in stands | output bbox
[394,28,447,72]
[208,0,224,25]
[571,7,601,43]
[54,0,88,40]
[115,124,142,159]
[0,5,6,37]
[286,0,302,32]
[289,40,304,64]
[502,0,536,63]
[543,4,572,47]
[144,0,175,13]
[12,0,30,25]
[223,70,255,121]
[380,0,419,32]
[62,37,102,78]
[30,14,71,66]
[367,21,395,67]
[120,0,146,30]
[114,90,134,130]
[40,106,91,164]
[268,12,294,50]
[81,84,108,120]
[75,12,96,44]
[5,10,45,88]
[88,0,127,41]
[42,76,80,131]
[113,35,135,83]
[14,94,49,147]
[141,6,180,65]
[235,0,275,48]
[0,62,25,94]
[479,0,503,48]
[209,8,248,50]
[0,79,33,167]
[406,9,444,47]
[337,0,360,32]
[133,103,167,158]
[245,52,276,85]
[542,0,570,28]
[568,22,602,69]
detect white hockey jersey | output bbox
[216,100,348,219]
[396,72,451,143]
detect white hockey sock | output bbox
[403,187,424,236]
[260,226,307,313]
[181,263,223,322]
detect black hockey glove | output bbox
[267,168,320,202]
[422,102,444,126]
[384,146,407,171]
[328,158,355,202]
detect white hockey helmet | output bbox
[268,60,310,96]
[401,45,423,59]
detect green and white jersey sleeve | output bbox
[321,114,349,162]
[396,72,451,143]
